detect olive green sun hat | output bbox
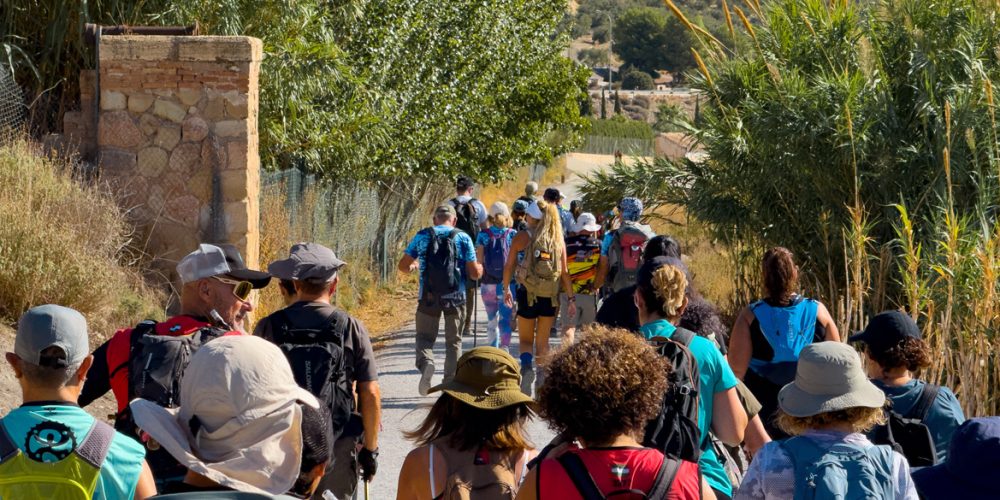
[428,347,535,410]
[778,341,886,417]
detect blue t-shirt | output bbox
[1,403,146,499]
[872,379,965,463]
[405,225,477,296]
[640,319,740,496]
[475,226,517,248]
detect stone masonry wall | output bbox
[95,36,262,285]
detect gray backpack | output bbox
[779,436,896,500]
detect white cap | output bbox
[490,201,510,218]
[525,200,544,220]
[573,212,602,233]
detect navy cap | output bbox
[848,310,921,354]
[913,417,1000,498]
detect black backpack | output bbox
[115,320,226,481]
[452,198,480,240]
[642,327,704,463]
[268,308,354,441]
[870,384,940,467]
[422,228,465,308]
[557,451,685,499]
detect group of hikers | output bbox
[1,175,998,499]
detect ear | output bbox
[198,278,214,301]
[633,287,645,311]
[678,296,689,317]
[328,276,339,295]
[75,355,94,384]
[5,352,23,379]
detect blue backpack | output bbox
[482,229,513,285]
[748,296,819,385]
[780,436,896,500]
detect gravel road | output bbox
[364,299,560,500]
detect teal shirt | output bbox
[1,403,146,499]
[640,319,740,496]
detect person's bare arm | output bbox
[133,460,157,499]
[816,302,841,341]
[712,387,748,447]
[595,255,609,289]
[515,468,539,500]
[398,254,418,274]
[503,233,529,307]
[466,260,483,280]
[476,245,485,266]
[560,247,577,317]
[358,381,381,453]
[743,413,772,457]
[701,476,717,500]
[728,307,754,380]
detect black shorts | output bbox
[516,286,557,319]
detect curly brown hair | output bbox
[762,247,799,303]
[776,406,886,436]
[537,325,669,446]
[867,336,932,373]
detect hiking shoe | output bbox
[520,366,535,397]
[418,364,435,396]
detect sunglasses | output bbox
[212,275,253,301]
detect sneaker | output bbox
[520,366,535,397]
[418,364,435,396]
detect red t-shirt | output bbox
[538,447,700,499]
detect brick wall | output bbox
[94,35,262,289]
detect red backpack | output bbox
[608,222,651,291]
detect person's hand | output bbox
[568,299,577,319]
[503,288,515,308]
[358,447,378,482]
[408,261,419,273]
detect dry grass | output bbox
[0,138,163,343]
[478,157,568,207]
[253,185,419,338]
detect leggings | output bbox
[481,282,515,348]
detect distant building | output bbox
[653,71,674,91]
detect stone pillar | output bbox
[96,35,262,285]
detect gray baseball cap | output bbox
[15,304,90,367]
[268,242,346,284]
[177,243,271,288]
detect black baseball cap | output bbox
[848,310,921,353]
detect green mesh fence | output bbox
[576,135,654,156]
[261,168,447,281]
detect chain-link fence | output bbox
[261,169,448,284]
[0,65,26,138]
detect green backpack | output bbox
[779,436,896,500]
[0,419,115,499]
[515,238,561,300]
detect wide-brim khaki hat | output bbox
[429,347,535,410]
[778,341,885,417]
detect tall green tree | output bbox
[611,7,694,75]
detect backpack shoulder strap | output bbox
[907,383,941,421]
[556,453,606,500]
[646,456,682,499]
[0,420,18,464]
[75,419,116,469]
[670,327,696,348]
[448,228,461,239]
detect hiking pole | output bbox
[365,479,370,500]
[473,281,479,346]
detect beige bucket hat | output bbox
[778,341,885,417]
[130,335,319,495]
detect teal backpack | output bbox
[779,436,896,500]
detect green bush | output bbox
[587,116,655,139]
[0,139,162,337]
[622,68,655,90]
